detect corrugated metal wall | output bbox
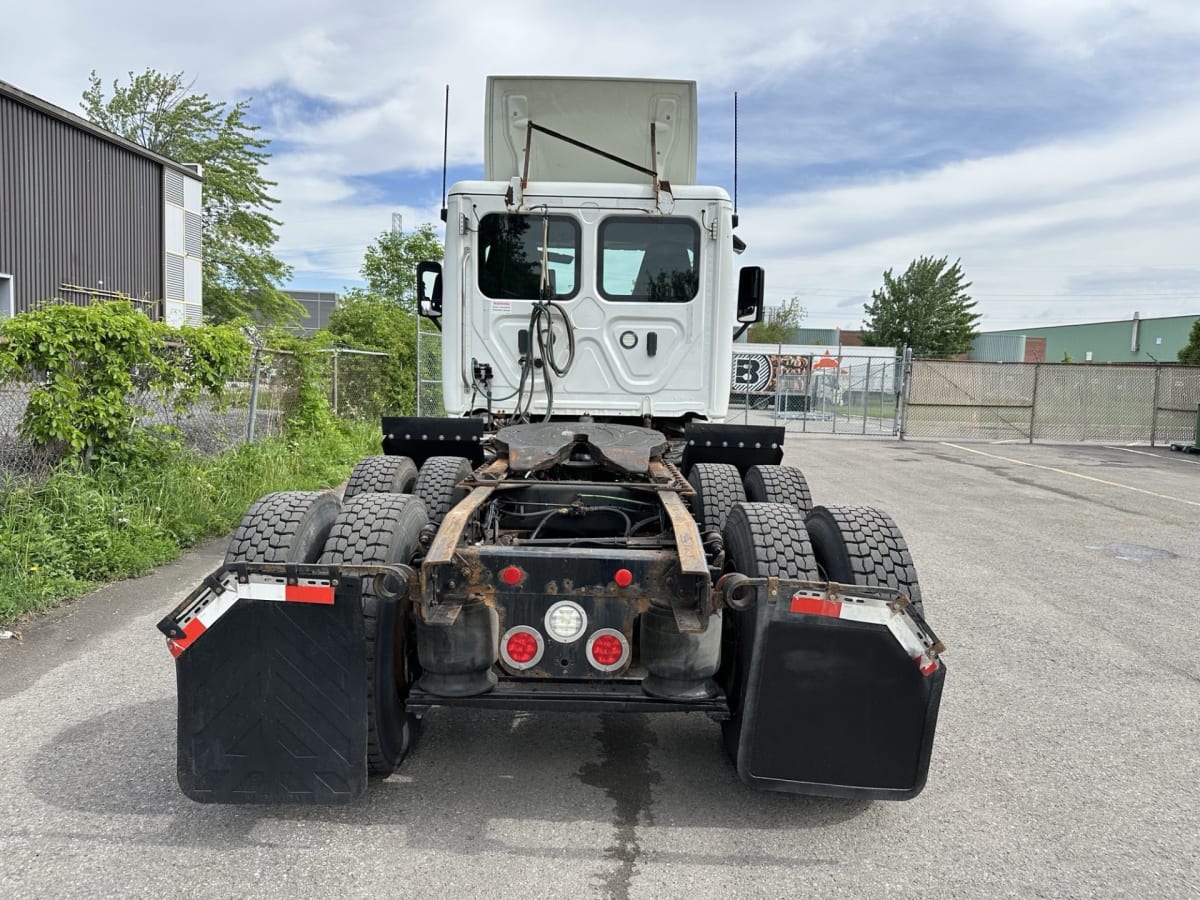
[968,333,1026,362]
[0,93,162,314]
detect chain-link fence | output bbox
[902,359,1200,444]
[416,323,445,417]
[0,349,302,482]
[318,348,390,421]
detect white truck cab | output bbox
[419,76,764,425]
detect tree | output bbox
[1179,318,1200,365]
[361,224,444,312]
[81,70,302,325]
[861,256,980,358]
[324,288,418,414]
[748,296,806,344]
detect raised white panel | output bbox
[184,257,201,302]
[165,206,185,255]
[183,175,202,212]
[163,299,186,327]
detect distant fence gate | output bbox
[729,350,903,435]
[902,360,1200,445]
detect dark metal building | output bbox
[0,80,203,323]
[285,290,340,334]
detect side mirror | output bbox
[736,266,765,323]
[417,261,443,318]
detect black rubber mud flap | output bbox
[174,581,369,804]
[736,596,945,800]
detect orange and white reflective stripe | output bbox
[166,574,335,658]
[789,590,941,676]
[237,579,335,605]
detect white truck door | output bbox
[467,209,720,417]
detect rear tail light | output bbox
[500,626,544,670]
[544,600,587,643]
[586,628,630,673]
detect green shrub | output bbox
[0,420,379,624]
[0,300,249,464]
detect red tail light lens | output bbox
[507,631,539,662]
[613,568,633,587]
[500,626,544,670]
[500,565,522,586]
[591,634,623,666]
[586,628,630,673]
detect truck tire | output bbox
[687,463,747,535]
[413,456,472,525]
[743,464,812,514]
[224,491,339,565]
[319,492,429,776]
[719,502,818,762]
[805,505,923,615]
[344,455,418,500]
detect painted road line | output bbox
[1108,447,1161,457]
[941,442,1200,509]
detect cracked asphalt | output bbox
[1,438,1198,899]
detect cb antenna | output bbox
[440,84,450,223]
[732,91,739,228]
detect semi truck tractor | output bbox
[159,76,945,804]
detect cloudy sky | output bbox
[7,1,1200,330]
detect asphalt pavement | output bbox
[1,438,1198,899]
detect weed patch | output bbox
[0,421,379,624]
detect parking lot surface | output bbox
[1,438,1198,899]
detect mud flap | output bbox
[736,592,945,800]
[170,577,369,804]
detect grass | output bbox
[0,420,380,624]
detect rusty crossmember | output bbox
[421,459,507,624]
[420,456,711,631]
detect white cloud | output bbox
[5,0,1199,326]
[740,101,1200,327]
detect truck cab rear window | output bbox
[599,218,700,302]
[478,213,580,300]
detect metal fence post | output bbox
[1028,363,1041,444]
[898,347,912,439]
[332,350,339,416]
[773,359,781,425]
[1149,364,1161,447]
[246,350,260,443]
[862,358,871,434]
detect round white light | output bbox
[544,601,587,643]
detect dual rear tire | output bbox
[225,460,452,776]
[694,464,924,769]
